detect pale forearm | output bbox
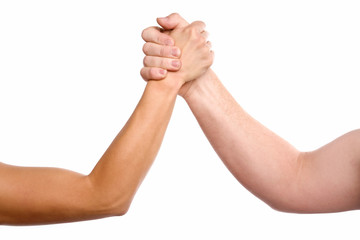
[184,70,360,213]
[184,70,300,208]
[140,13,360,213]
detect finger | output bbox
[140,67,167,81]
[157,13,189,30]
[208,50,215,66]
[190,21,206,33]
[201,31,209,40]
[205,41,212,49]
[143,42,181,58]
[142,26,175,45]
[143,56,182,71]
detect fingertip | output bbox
[141,67,166,81]
[150,67,167,80]
[159,68,167,77]
[171,60,181,69]
[171,47,181,58]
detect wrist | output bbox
[146,73,183,95]
[181,69,218,101]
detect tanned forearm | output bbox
[88,79,181,216]
[0,78,181,225]
[0,14,212,225]
[183,69,360,213]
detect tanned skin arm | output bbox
[0,14,213,225]
[141,15,360,213]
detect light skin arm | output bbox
[0,16,212,225]
[141,16,360,213]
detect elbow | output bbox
[267,200,329,214]
[85,177,134,217]
[110,198,132,216]
[262,189,322,214]
[266,154,315,214]
[260,181,318,213]
[93,192,134,217]
[267,200,309,214]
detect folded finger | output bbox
[141,26,175,45]
[143,42,181,58]
[157,13,189,30]
[140,67,167,81]
[143,56,182,71]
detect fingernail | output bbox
[159,69,166,75]
[172,48,180,57]
[171,60,180,68]
[158,17,168,21]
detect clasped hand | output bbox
[141,13,213,94]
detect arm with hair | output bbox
[182,70,360,213]
[141,15,360,213]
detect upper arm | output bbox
[0,162,100,225]
[293,129,360,213]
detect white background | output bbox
[0,0,359,239]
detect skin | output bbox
[0,15,213,225]
[141,13,360,213]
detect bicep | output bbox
[296,129,360,212]
[0,162,95,225]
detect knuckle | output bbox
[183,27,191,37]
[170,12,180,18]
[142,43,149,54]
[141,27,151,40]
[158,35,168,45]
[143,56,150,66]
[198,21,206,28]
[189,26,198,35]
[140,68,148,79]
[189,30,199,42]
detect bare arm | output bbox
[141,16,360,213]
[0,78,181,226]
[183,70,360,213]
[0,16,212,225]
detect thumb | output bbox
[157,13,189,30]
